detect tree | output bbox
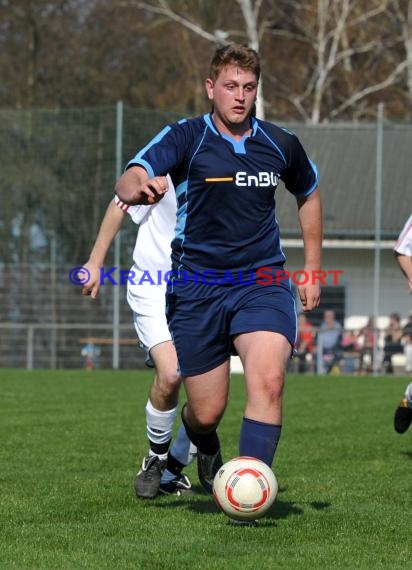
[390,0,412,108]
[125,0,274,118]
[1,0,412,120]
[0,0,90,108]
[267,0,411,122]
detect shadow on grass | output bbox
[309,500,331,510]
[401,451,412,460]
[149,496,304,526]
[145,484,332,524]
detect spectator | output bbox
[81,341,101,370]
[317,309,342,373]
[357,317,376,374]
[340,329,360,374]
[382,312,403,374]
[294,313,315,373]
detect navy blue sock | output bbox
[181,405,220,455]
[239,417,282,466]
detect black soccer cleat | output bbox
[197,449,223,494]
[394,398,412,434]
[134,455,167,499]
[158,472,193,496]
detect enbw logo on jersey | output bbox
[204,172,279,188]
[235,171,279,188]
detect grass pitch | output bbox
[1,369,410,569]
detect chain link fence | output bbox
[0,104,410,369]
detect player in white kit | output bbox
[394,213,412,294]
[393,213,412,433]
[81,177,196,498]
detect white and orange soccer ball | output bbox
[212,456,278,521]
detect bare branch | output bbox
[346,1,390,29]
[236,0,260,50]
[328,59,409,119]
[122,0,217,42]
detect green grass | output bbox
[1,369,411,569]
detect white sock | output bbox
[145,399,178,450]
[405,382,412,407]
[148,450,168,461]
[404,346,412,374]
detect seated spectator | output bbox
[341,330,359,351]
[295,312,315,373]
[357,317,376,374]
[403,312,412,375]
[340,329,361,373]
[317,309,343,373]
[382,312,404,374]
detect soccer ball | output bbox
[212,456,278,521]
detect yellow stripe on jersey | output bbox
[204,177,234,182]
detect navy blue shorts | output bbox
[166,277,297,376]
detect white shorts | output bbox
[127,283,171,363]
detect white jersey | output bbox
[114,176,176,350]
[394,214,412,257]
[115,176,176,278]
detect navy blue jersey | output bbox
[128,113,318,276]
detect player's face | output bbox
[205,65,258,135]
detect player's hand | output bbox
[139,176,169,205]
[298,282,321,311]
[115,167,169,205]
[79,262,101,299]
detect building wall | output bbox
[284,245,411,325]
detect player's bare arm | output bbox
[115,165,168,206]
[81,200,126,298]
[296,188,323,311]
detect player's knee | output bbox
[256,370,285,403]
[154,369,181,397]
[189,405,226,432]
[190,415,220,433]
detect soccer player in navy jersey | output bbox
[116,43,323,493]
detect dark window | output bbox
[295,286,346,327]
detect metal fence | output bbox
[0,323,142,370]
[1,318,407,374]
[0,104,411,370]
[0,264,145,369]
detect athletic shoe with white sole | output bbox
[134,455,167,499]
[159,473,193,496]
